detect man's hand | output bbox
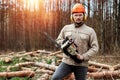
[76,54,84,60]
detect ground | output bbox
[0,50,120,80]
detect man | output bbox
[51,3,99,80]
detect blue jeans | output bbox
[51,62,88,80]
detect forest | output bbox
[0,0,120,80]
[0,0,120,53]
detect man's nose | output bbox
[76,16,81,18]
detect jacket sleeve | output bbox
[82,29,99,60]
[56,26,66,46]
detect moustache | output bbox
[76,19,81,21]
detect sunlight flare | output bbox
[25,0,39,11]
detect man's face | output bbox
[72,13,84,23]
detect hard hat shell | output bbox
[71,3,85,13]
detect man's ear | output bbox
[84,14,87,21]
[70,15,74,22]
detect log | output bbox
[49,50,62,56]
[34,62,58,71]
[15,62,35,67]
[113,64,120,70]
[88,66,99,72]
[88,70,120,79]
[56,54,63,58]
[36,69,54,75]
[88,61,112,70]
[7,62,34,71]
[16,52,35,57]
[36,50,52,54]
[21,67,32,71]
[4,57,12,63]
[0,52,15,57]
[0,71,35,78]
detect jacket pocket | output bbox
[79,34,88,40]
[64,31,72,38]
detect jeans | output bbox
[51,62,88,80]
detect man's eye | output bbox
[75,15,79,17]
[79,14,82,16]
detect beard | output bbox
[74,21,84,28]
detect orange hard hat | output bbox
[71,3,85,13]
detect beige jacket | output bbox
[56,23,99,67]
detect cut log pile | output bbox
[0,50,120,80]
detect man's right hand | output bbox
[76,54,84,60]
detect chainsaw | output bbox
[42,32,83,63]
